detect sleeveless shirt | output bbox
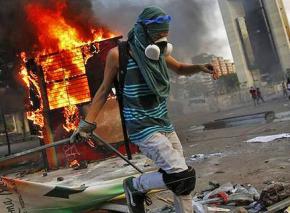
[122,57,174,144]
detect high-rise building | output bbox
[192,53,236,77]
[218,0,290,86]
[211,56,236,77]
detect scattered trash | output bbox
[190,152,223,161]
[266,197,290,212]
[208,206,231,212]
[284,206,290,213]
[203,182,234,200]
[246,133,290,143]
[190,154,205,161]
[248,185,260,200]
[215,170,225,174]
[231,207,248,213]
[143,182,290,213]
[144,159,154,167]
[149,205,175,213]
[190,182,290,213]
[259,183,290,207]
[187,125,205,133]
[57,176,64,181]
[192,201,206,213]
[228,192,254,205]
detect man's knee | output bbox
[159,166,196,196]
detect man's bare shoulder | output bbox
[106,47,119,68]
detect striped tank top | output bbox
[122,57,174,144]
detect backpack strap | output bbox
[116,41,129,94]
[114,41,132,159]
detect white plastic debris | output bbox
[190,153,223,161]
[192,201,207,213]
[246,133,290,143]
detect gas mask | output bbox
[137,15,173,60]
[145,37,173,60]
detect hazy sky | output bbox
[285,0,290,20]
[92,0,290,62]
[92,0,233,61]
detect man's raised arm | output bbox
[165,55,218,79]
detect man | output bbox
[256,88,265,103]
[249,87,257,106]
[70,6,217,213]
[287,78,290,100]
[282,81,288,97]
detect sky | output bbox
[285,0,290,20]
[92,0,290,62]
[92,0,233,62]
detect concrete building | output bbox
[212,56,236,77]
[192,53,236,77]
[263,0,290,76]
[218,0,254,87]
[218,0,290,86]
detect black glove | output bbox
[70,120,96,144]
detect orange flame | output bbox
[25,2,115,53]
[63,105,80,132]
[19,52,44,132]
[20,1,116,133]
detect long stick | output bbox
[90,133,143,174]
[0,133,144,174]
[0,137,70,163]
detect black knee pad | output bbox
[159,166,196,196]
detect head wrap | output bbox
[127,6,171,97]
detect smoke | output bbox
[0,0,109,53]
[0,0,231,60]
[91,0,232,61]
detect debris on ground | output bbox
[246,133,290,143]
[188,182,290,213]
[189,152,223,161]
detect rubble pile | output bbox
[192,182,290,212]
[154,182,290,213]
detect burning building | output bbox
[4,0,137,169]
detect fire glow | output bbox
[20,0,116,134]
[63,105,80,132]
[25,2,115,52]
[19,53,45,132]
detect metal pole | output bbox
[90,133,143,174]
[0,132,144,174]
[0,106,11,155]
[0,137,69,163]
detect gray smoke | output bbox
[91,0,231,61]
[0,0,231,60]
[0,0,110,53]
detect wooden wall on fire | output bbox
[26,36,137,168]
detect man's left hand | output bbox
[70,120,97,144]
